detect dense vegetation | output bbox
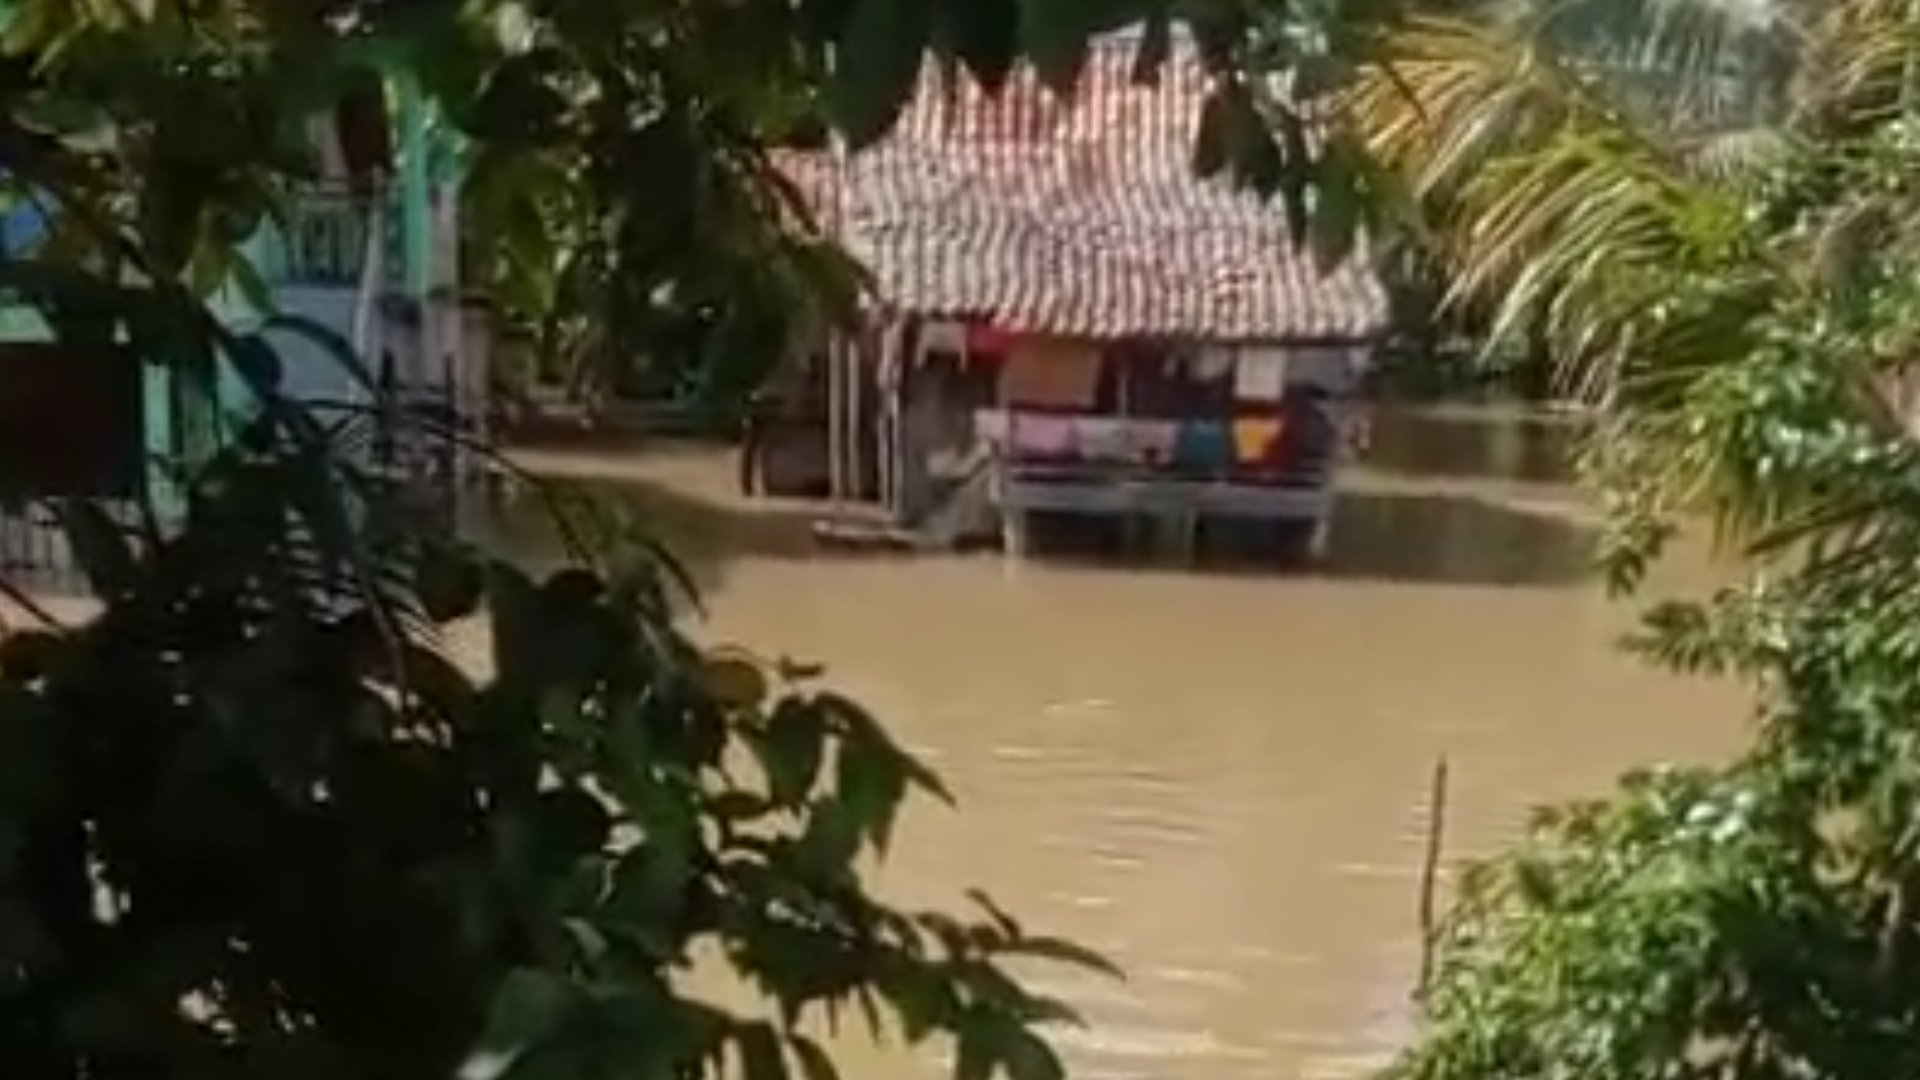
[1348,1,1920,1075]
[0,2,1380,1078]
[13,0,1920,1076]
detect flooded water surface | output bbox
[505,405,1743,1080]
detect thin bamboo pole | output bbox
[1416,755,1451,997]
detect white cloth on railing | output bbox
[1009,414,1075,456]
[918,320,967,359]
[1071,416,1132,461]
[1234,347,1290,401]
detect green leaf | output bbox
[1131,5,1171,86]
[760,699,828,805]
[828,0,931,146]
[702,654,771,709]
[933,0,1019,93]
[997,935,1123,980]
[533,786,613,860]
[1000,1028,1065,1080]
[736,1022,790,1080]
[487,561,545,685]
[416,542,485,623]
[836,730,908,853]
[1019,0,1090,94]
[0,631,66,682]
[256,311,377,397]
[459,969,573,1080]
[790,1034,842,1080]
[818,692,953,803]
[966,889,1023,941]
[797,796,863,875]
[609,840,695,931]
[1309,163,1362,269]
[1194,86,1230,178]
[953,1010,997,1080]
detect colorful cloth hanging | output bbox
[1072,416,1132,462]
[1173,419,1232,471]
[1010,413,1076,458]
[1132,419,1179,464]
[1232,417,1284,465]
[967,322,1016,357]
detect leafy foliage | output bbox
[1356,2,1920,1077]
[0,2,1269,1078]
[0,428,1112,1080]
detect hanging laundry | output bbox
[968,321,1016,358]
[1000,337,1101,408]
[1280,396,1339,469]
[1072,416,1132,462]
[919,320,967,358]
[1234,347,1291,402]
[973,409,1010,444]
[1232,417,1284,465]
[1173,419,1232,472]
[1131,419,1179,464]
[1009,413,1076,459]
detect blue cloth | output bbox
[1173,420,1231,471]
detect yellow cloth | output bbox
[1232,418,1283,464]
[1000,338,1102,408]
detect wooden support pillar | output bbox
[826,335,847,513]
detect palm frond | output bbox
[1350,17,1744,398]
[1678,125,1796,181]
[1790,0,1920,131]
[1505,0,1797,132]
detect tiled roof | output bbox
[783,34,1388,341]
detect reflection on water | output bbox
[499,405,1742,1080]
[1319,489,1593,587]
[1363,405,1581,486]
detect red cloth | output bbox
[966,322,1015,358]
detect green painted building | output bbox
[0,71,489,591]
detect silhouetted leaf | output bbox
[798,796,863,875]
[790,1034,841,1080]
[998,935,1123,980]
[736,1022,790,1080]
[1132,5,1171,85]
[1194,86,1231,177]
[257,311,378,397]
[416,542,484,623]
[828,0,930,146]
[702,654,771,709]
[1000,1027,1065,1080]
[837,738,908,853]
[56,501,136,599]
[760,698,829,806]
[460,969,572,1080]
[1020,0,1089,94]
[935,0,1020,93]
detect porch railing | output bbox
[259,183,406,290]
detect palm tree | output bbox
[1343,0,1920,562]
[1355,12,1920,1080]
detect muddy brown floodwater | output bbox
[501,404,1746,1080]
